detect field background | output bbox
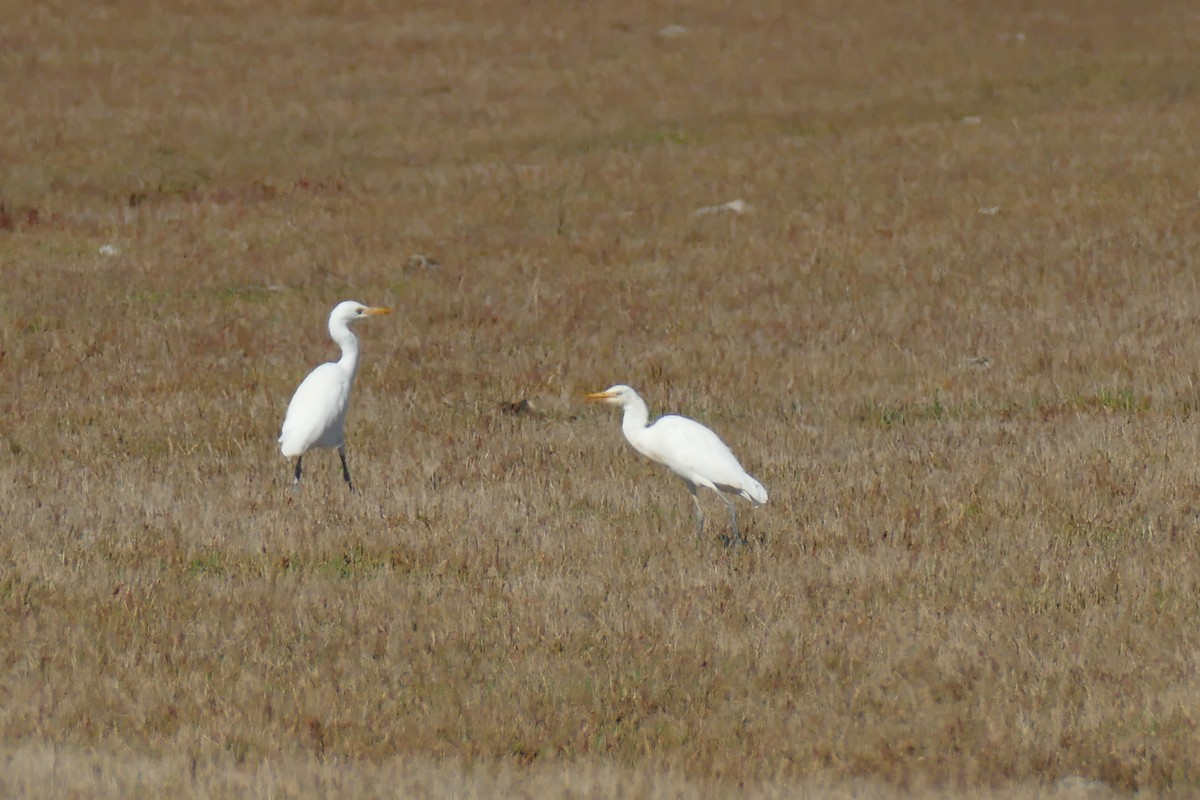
[3,0,1200,797]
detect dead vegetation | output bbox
[3,0,1200,797]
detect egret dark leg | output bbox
[718,493,746,548]
[686,482,705,538]
[338,445,355,492]
[292,456,303,488]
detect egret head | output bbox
[331,300,392,325]
[585,384,638,406]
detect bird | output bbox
[279,300,391,490]
[585,384,767,545]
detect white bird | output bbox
[586,384,768,545]
[279,300,391,490]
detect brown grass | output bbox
[4,0,1200,796]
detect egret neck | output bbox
[331,315,361,377]
[619,391,652,455]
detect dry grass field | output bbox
[4,0,1200,796]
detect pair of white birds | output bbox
[279,301,768,544]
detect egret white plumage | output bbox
[279,300,391,490]
[586,384,767,545]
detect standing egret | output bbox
[586,384,768,545]
[279,300,391,490]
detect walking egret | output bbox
[586,384,768,545]
[279,300,391,490]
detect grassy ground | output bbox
[4,0,1200,796]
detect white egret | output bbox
[279,300,391,490]
[586,384,768,545]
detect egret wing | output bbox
[279,362,351,456]
[642,415,749,485]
